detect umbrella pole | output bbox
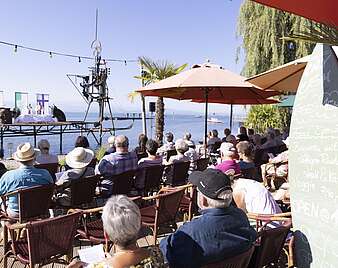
[204,89,209,157]
[229,104,233,132]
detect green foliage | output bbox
[95,146,107,161]
[136,56,187,144]
[237,0,315,77]
[244,105,288,133]
[237,1,317,131]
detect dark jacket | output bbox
[160,206,257,268]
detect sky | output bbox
[0,0,247,115]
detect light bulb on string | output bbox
[14,45,17,53]
[124,60,127,66]
[78,57,81,63]
[49,52,52,58]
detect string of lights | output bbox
[0,40,138,65]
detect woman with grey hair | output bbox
[68,195,165,268]
[164,139,189,165]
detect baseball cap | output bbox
[189,169,232,200]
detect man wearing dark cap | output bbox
[160,169,256,268]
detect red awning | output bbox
[252,0,338,27]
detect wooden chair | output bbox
[110,170,136,195]
[56,175,100,208]
[165,161,190,186]
[142,165,164,196]
[160,184,197,221]
[5,212,81,268]
[241,167,262,182]
[247,213,292,268]
[0,184,55,267]
[140,188,185,244]
[0,184,55,223]
[195,157,209,171]
[34,162,59,182]
[202,246,255,268]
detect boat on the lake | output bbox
[207,117,223,123]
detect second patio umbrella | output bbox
[136,63,280,147]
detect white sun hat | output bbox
[66,147,94,169]
[13,143,38,162]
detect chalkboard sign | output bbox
[289,44,338,267]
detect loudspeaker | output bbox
[149,102,156,112]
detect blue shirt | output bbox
[160,206,257,268]
[96,151,138,176]
[0,166,53,213]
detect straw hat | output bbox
[66,147,94,169]
[13,143,37,162]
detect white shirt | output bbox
[233,179,282,214]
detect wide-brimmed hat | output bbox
[189,169,232,200]
[13,143,37,162]
[66,147,94,169]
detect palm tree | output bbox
[134,56,187,145]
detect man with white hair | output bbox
[104,135,116,155]
[160,169,256,267]
[215,142,241,175]
[0,143,53,217]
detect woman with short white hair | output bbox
[68,195,165,268]
[165,139,189,165]
[35,139,58,164]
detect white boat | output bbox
[207,117,223,123]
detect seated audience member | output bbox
[236,133,250,142]
[0,143,53,217]
[221,128,231,142]
[252,134,263,150]
[74,135,90,149]
[0,149,7,178]
[35,139,58,164]
[274,129,284,146]
[230,170,282,215]
[261,131,277,149]
[105,135,116,155]
[236,141,255,170]
[55,147,95,206]
[68,195,165,268]
[183,132,195,146]
[135,139,162,190]
[215,142,241,175]
[261,138,289,187]
[134,134,148,155]
[160,169,256,267]
[158,132,175,155]
[207,129,221,147]
[248,128,254,139]
[165,139,190,165]
[96,135,138,194]
[239,126,248,136]
[184,139,199,172]
[225,134,237,146]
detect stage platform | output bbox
[0,115,144,153]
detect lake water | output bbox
[2,112,245,157]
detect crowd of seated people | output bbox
[0,126,293,268]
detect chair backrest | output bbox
[18,184,55,223]
[202,246,255,268]
[87,158,97,169]
[166,149,177,162]
[195,158,209,171]
[143,165,164,194]
[25,212,81,266]
[254,149,269,167]
[251,221,292,268]
[111,170,136,195]
[70,175,100,206]
[155,189,185,225]
[171,161,190,186]
[34,163,59,182]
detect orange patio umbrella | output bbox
[246,55,310,93]
[136,63,280,146]
[251,0,338,27]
